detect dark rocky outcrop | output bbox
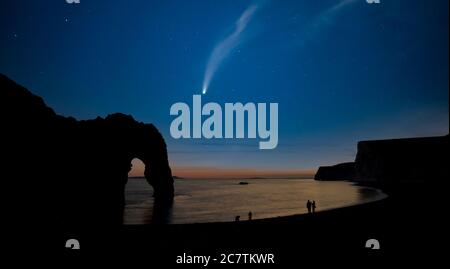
[315,135,448,191]
[354,135,448,188]
[314,162,355,181]
[1,73,174,228]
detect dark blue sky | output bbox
[1,0,448,174]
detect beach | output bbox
[59,181,439,265]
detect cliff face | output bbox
[354,135,449,187]
[314,162,355,181]
[314,136,448,187]
[1,74,174,227]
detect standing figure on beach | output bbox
[248,211,252,220]
[312,200,316,213]
[306,200,312,214]
[235,215,240,222]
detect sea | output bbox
[123,178,387,225]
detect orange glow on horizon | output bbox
[128,158,316,179]
[170,167,317,179]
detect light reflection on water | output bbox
[123,178,386,224]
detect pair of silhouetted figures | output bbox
[306,200,317,214]
[235,211,252,222]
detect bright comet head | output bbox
[202,87,207,95]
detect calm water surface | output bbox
[123,178,387,224]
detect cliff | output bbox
[1,73,174,227]
[314,135,448,189]
[314,162,355,181]
[354,135,448,187]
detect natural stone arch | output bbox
[1,74,174,227]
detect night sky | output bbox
[1,0,448,177]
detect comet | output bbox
[201,4,259,94]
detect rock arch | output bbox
[1,73,174,227]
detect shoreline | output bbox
[125,178,386,225]
[131,191,389,227]
[104,195,396,263]
[66,182,437,262]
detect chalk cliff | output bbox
[314,135,448,190]
[354,135,448,187]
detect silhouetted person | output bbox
[248,211,252,220]
[235,215,240,222]
[306,200,312,214]
[312,200,316,213]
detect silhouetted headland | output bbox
[1,73,174,228]
[314,162,355,181]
